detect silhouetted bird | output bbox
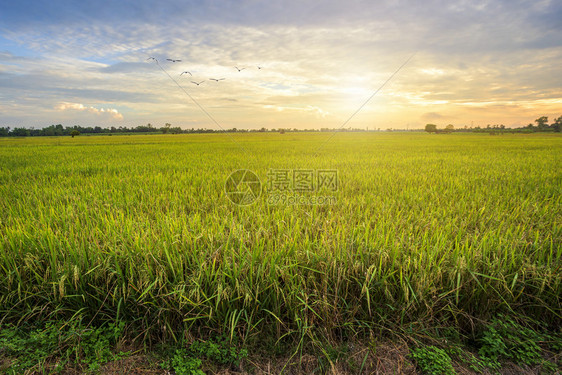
[191,81,204,86]
[147,57,157,61]
[181,71,192,76]
[234,66,245,72]
[167,59,182,62]
[209,78,225,82]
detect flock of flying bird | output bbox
[147,56,263,87]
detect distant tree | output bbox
[11,127,30,137]
[551,116,561,132]
[425,124,437,133]
[279,128,285,134]
[0,127,10,137]
[41,125,54,136]
[445,124,455,132]
[135,124,154,133]
[162,123,172,134]
[70,130,80,138]
[535,116,548,130]
[55,124,64,135]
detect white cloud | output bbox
[55,102,123,120]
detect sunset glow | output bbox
[1,0,561,130]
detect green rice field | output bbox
[0,132,560,351]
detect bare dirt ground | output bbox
[79,342,557,374]
[3,339,557,374]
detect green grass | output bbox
[0,132,560,352]
[410,346,456,375]
[0,321,127,373]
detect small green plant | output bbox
[477,315,562,373]
[0,321,128,373]
[160,336,248,374]
[190,337,247,367]
[0,323,66,373]
[543,331,562,353]
[446,346,489,373]
[479,315,542,368]
[161,349,205,375]
[79,321,127,371]
[410,345,456,375]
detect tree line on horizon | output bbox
[0,123,373,137]
[0,115,560,137]
[424,116,561,133]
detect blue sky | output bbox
[1,0,561,129]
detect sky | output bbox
[1,0,561,130]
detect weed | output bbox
[160,336,248,374]
[79,322,127,371]
[0,323,66,373]
[161,349,205,375]
[478,315,560,372]
[190,337,248,367]
[410,345,456,375]
[446,345,491,374]
[0,321,128,373]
